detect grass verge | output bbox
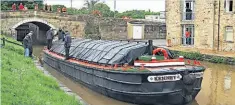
[1,36,80,105]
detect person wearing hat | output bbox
[23,31,33,57]
[46,28,54,50]
[64,31,72,60]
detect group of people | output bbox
[12,3,39,11]
[12,3,25,11]
[11,3,67,13]
[23,28,72,60]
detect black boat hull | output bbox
[43,52,204,105]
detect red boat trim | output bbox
[44,49,194,71]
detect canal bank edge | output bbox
[33,59,89,105]
[169,50,235,65]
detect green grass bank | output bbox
[1,36,81,105]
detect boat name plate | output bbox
[147,74,182,82]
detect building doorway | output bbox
[182,25,194,45]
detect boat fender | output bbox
[182,70,197,103]
[182,71,196,85]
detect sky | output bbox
[44,0,165,12]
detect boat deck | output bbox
[44,49,202,72]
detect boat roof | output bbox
[51,39,149,65]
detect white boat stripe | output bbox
[134,62,185,67]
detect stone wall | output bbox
[218,0,235,52]
[144,23,166,39]
[194,0,214,50]
[1,11,166,40]
[165,0,182,46]
[166,0,235,52]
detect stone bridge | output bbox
[1,11,86,44]
[1,11,165,44]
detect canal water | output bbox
[34,46,235,105]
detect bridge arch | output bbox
[11,18,57,44]
[12,18,56,29]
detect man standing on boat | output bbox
[46,28,54,50]
[57,28,65,41]
[64,31,72,60]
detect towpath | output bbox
[152,39,235,58]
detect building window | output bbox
[225,26,234,42]
[182,25,194,45]
[182,0,195,20]
[225,0,233,12]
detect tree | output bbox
[116,10,160,19]
[84,0,99,12]
[94,3,113,17]
[51,5,65,12]
[1,2,9,10]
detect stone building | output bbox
[166,0,235,52]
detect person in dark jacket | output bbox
[23,35,29,56]
[64,31,72,60]
[23,31,33,57]
[46,28,54,50]
[28,32,33,57]
[57,28,65,41]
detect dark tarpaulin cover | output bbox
[51,39,149,65]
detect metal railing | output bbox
[182,12,195,20]
[167,37,194,46]
[1,37,23,47]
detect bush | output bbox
[208,56,226,63]
[178,51,203,60]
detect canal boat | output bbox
[43,39,205,105]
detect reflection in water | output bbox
[194,62,235,105]
[34,46,235,105]
[224,72,231,90]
